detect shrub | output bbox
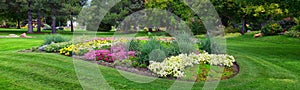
[162,42,181,58]
[136,38,166,65]
[261,23,283,36]
[289,25,300,32]
[44,42,72,52]
[148,49,167,62]
[113,59,133,67]
[224,26,239,33]
[44,34,69,45]
[175,32,198,54]
[285,30,300,38]
[279,18,296,31]
[199,38,211,54]
[187,17,206,35]
[294,17,300,25]
[126,40,140,51]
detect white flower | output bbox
[148,52,236,78]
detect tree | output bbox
[212,0,285,35]
[27,0,33,33]
[78,0,144,31]
[46,0,64,34]
[62,0,88,32]
[145,0,208,35]
[0,0,27,29]
[32,0,48,33]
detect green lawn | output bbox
[0,30,299,89]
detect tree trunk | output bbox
[27,0,33,33]
[240,18,246,35]
[70,18,74,32]
[17,19,21,29]
[37,10,41,33]
[51,8,56,34]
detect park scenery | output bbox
[0,0,300,90]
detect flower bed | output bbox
[42,37,239,82]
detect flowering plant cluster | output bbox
[59,39,111,56]
[59,45,74,56]
[148,52,235,78]
[83,43,136,62]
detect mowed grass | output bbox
[0,30,300,89]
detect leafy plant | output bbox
[187,17,206,35]
[200,38,211,54]
[224,26,239,33]
[126,40,140,51]
[289,25,300,32]
[175,32,198,54]
[137,38,164,65]
[261,23,283,36]
[44,34,69,45]
[278,18,296,31]
[44,42,72,52]
[285,30,300,38]
[162,42,181,57]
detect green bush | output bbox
[44,34,69,45]
[126,40,140,51]
[278,18,296,30]
[224,26,239,33]
[261,23,283,36]
[175,32,198,54]
[44,42,72,52]
[285,30,300,38]
[187,18,206,35]
[200,38,211,53]
[163,42,181,57]
[137,38,165,65]
[289,25,300,32]
[294,17,300,25]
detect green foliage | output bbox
[113,59,133,67]
[199,38,211,54]
[81,0,144,32]
[187,17,206,35]
[224,26,239,33]
[148,49,166,63]
[137,38,164,65]
[261,23,283,36]
[279,18,297,30]
[126,40,140,51]
[163,42,181,57]
[294,17,300,25]
[44,42,72,53]
[289,25,300,32]
[43,34,69,45]
[285,30,300,38]
[285,27,300,38]
[175,32,198,54]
